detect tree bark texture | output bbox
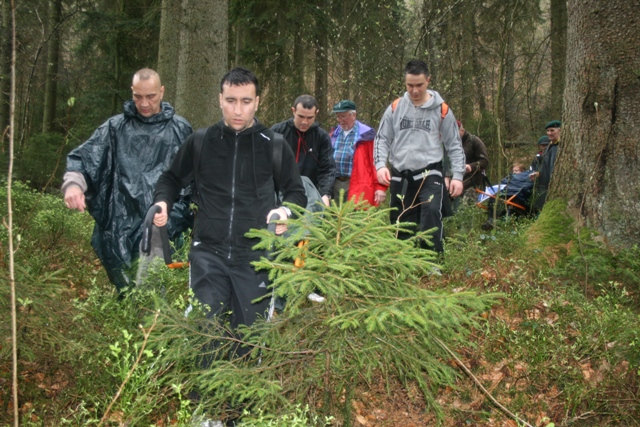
[551,0,640,247]
[314,0,328,125]
[550,0,567,119]
[162,0,227,129]
[158,0,182,104]
[458,11,475,125]
[42,0,62,133]
[292,35,304,95]
[470,15,487,114]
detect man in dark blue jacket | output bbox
[152,68,306,339]
[63,68,192,291]
[530,120,561,211]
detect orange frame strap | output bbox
[474,188,526,212]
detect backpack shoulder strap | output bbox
[391,97,402,113]
[393,98,447,119]
[441,102,449,120]
[272,132,284,194]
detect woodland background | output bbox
[1,0,567,187]
[5,0,638,246]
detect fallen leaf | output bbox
[580,362,594,380]
[546,312,559,325]
[481,270,497,281]
[355,414,369,426]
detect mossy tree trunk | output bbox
[550,0,640,247]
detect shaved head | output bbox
[133,68,161,86]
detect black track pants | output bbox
[189,245,271,329]
[389,173,444,253]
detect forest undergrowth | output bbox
[1,181,639,426]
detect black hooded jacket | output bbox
[271,119,336,198]
[154,120,306,263]
[461,131,489,191]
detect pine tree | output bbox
[150,200,497,423]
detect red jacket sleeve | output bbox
[348,140,388,207]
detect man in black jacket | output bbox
[458,121,489,192]
[152,68,306,336]
[271,94,336,206]
[529,120,561,211]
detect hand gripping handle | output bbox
[141,205,172,265]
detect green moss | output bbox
[525,199,575,251]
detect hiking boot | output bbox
[191,412,224,427]
[481,219,494,231]
[194,418,224,427]
[428,267,442,276]
[307,292,325,303]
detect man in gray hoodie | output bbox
[374,59,465,253]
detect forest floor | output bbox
[1,183,639,427]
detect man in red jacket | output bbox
[330,100,388,206]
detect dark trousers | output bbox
[389,173,444,253]
[189,244,271,362]
[333,177,350,204]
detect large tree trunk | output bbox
[157,0,181,104]
[42,0,62,133]
[550,0,567,119]
[159,0,227,129]
[551,0,640,247]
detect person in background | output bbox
[512,163,525,174]
[529,120,561,211]
[530,135,550,172]
[62,68,192,292]
[271,94,335,207]
[452,120,489,210]
[481,162,534,230]
[330,99,387,207]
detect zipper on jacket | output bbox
[227,133,239,260]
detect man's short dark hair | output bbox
[292,94,318,110]
[404,59,429,77]
[220,67,260,95]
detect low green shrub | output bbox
[146,200,497,424]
